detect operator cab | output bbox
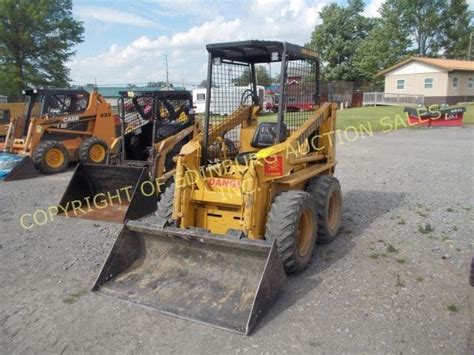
[118,90,195,166]
[203,40,320,163]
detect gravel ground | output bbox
[0,126,473,354]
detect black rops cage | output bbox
[203,40,320,161]
[117,90,194,162]
[20,88,91,136]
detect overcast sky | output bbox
[68,0,466,87]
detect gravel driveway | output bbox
[0,126,473,354]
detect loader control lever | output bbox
[240,89,258,105]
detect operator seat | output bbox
[236,122,288,164]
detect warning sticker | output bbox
[207,178,242,188]
[264,156,283,176]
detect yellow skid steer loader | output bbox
[93,41,342,334]
[58,90,200,222]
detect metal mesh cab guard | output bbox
[203,40,320,161]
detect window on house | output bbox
[452,77,459,89]
[396,79,405,90]
[468,77,474,89]
[196,93,205,101]
[424,78,433,89]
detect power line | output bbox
[165,54,170,90]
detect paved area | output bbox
[0,126,473,353]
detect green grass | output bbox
[464,104,474,124]
[396,257,407,264]
[338,104,474,131]
[387,244,398,253]
[337,106,407,132]
[369,252,380,259]
[260,104,473,133]
[205,103,474,134]
[447,304,458,312]
[62,289,87,304]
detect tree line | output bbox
[0,0,472,101]
[207,0,472,89]
[0,0,83,100]
[306,0,473,83]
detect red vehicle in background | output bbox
[264,93,315,112]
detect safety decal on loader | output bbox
[264,155,283,176]
[207,177,241,188]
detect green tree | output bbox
[442,0,473,59]
[395,0,446,56]
[306,0,375,81]
[0,0,84,100]
[353,2,411,82]
[255,65,272,86]
[353,0,473,81]
[232,65,273,87]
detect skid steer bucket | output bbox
[0,153,39,181]
[58,164,157,223]
[92,221,286,334]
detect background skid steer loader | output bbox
[0,88,116,181]
[0,102,24,143]
[58,90,200,223]
[93,41,342,334]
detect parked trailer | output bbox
[193,85,265,114]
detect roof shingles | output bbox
[378,57,474,76]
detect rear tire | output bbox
[265,190,318,274]
[306,175,342,244]
[32,141,69,174]
[79,137,108,164]
[156,183,175,225]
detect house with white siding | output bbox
[377,57,474,105]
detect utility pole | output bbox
[468,32,473,61]
[165,54,170,90]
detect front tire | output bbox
[79,137,108,164]
[265,190,318,274]
[32,141,69,174]
[306,175,342,244]
[156,183,175,225]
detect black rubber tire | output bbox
[78,137,108,164]
[164,140,186,171]
[265,190,318,274]
[470,257,474,287]
[156,183,175,225]
[32,140,69,174]
[306,175,342,244]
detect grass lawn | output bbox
[337,106,405,132]
[337,104,474,132]
[202,104,474,133]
